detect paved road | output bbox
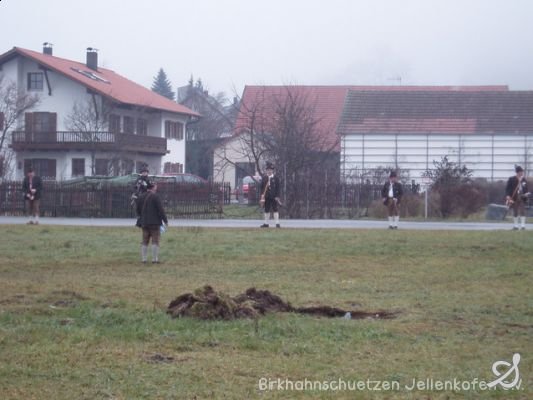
[0,216,528,231]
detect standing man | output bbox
[131,166,152,206]
[136,182,168,263]
[381,171,403,229]
[506,165,530,230]
[22,168,43,225]
[260,162,282,228]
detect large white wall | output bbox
[341,133,533,182]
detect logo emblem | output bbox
[487,353,521,390]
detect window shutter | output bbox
[0,112,4,131]
[50,113,57,132]
[25,113,33,133]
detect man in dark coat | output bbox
[260,162,282,228]
[506,165,530,230]
[21,168,43,225]
[381,171,403,229]
[136,182,168,263]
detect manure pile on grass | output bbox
[167,286,398,320]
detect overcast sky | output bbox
[1,0,533,99]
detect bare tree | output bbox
[218,86,340,217]
[64,93,115,175]
[0,75,40,177]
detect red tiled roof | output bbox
[337,90,533,135]
[0,47,199,117]
[236,85,510,151]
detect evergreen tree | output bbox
[151,68,175,100]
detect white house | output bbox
[338,89,533,182]
[0,44,199,180]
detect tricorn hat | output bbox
[515,165,524,173]
[265,161,275,170]
[389,171,397,178]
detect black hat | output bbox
[140,166,149,173]
[27,167,34,173]
[515,165,524,173]
[265,161,275,170]
[389,171,397,178]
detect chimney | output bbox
[43,42,53,55]
[86,47,98,71]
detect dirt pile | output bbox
[167,286,398,321]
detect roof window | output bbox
[70,67,110,84]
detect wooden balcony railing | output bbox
[10,131,167,155]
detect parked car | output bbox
[160,173,208,184]
[235,175,261,203]
[104,173,207,187]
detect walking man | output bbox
[381,171,403,229]
[136,182,168,263]
[260,162,281,228]
[506,165,530,230]
[22,168,43,225]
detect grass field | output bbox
[0,225,531,399]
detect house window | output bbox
[0,112,4,131]
[24,158,56,179]
[123,116,134,134]
[33,112,56,133]
[27,73,44,91]
[164,121,184,140]
[136,118,147,135]
[122,159,134,174]
[72,158,85,177]
[24,112,57,135]
[0,156,4,177]
[109,114,121,133]
[164,162,183,174]
[95,158,110,175]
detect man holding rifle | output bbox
[260,161,281,228]
[506,165,530,230]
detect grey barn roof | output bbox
[337,90,533,135]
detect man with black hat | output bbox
[136,182,168,263]
[22,168,43,225]
[506,165,530,230]
[381,171,403,229]
[131,165,152,206]
[260,161,282,228]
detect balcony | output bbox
[10,131,167,155]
